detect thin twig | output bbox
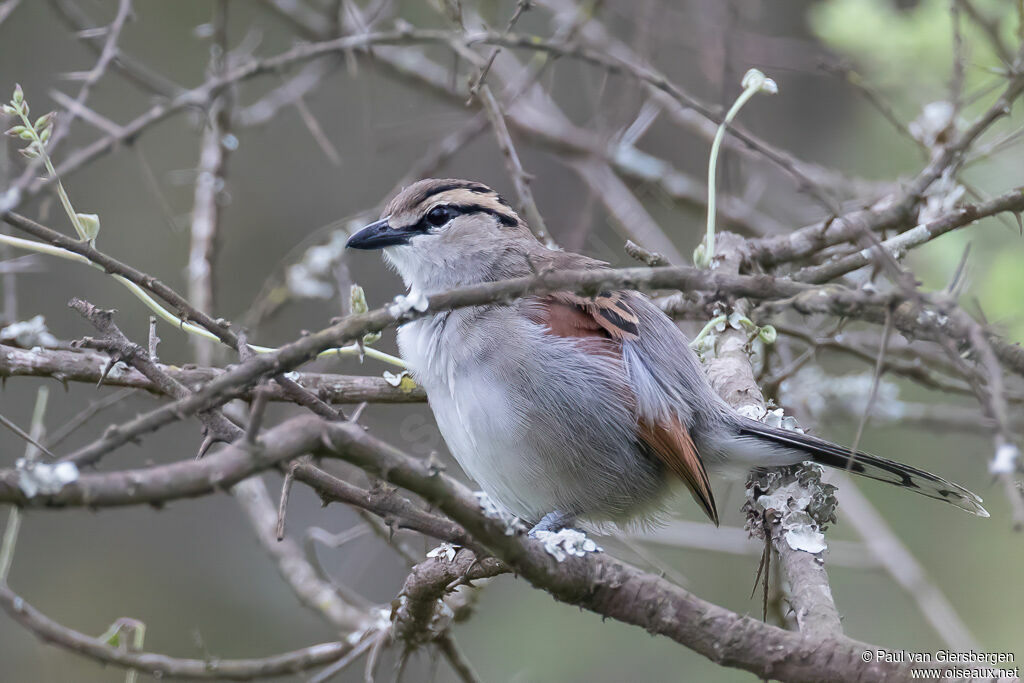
[188,0,233,366]
[0,581,354,679]
[436,635,482,683]
[475,84,551,245]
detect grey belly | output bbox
[399,312,671,524]
[422,362,669,525]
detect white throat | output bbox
[382,243,499,294]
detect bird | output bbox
[346,178,987,533]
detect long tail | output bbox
[738,420,989,517]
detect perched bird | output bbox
[346,178,987,532]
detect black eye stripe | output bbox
[479,206,519,227]
[446,204,518,227]
[414,204,519,231]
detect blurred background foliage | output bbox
[813,0,1024,340]
[0,0,1021,681]
[811,0,1008,90]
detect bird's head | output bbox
[346,179,536,290]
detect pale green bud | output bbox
[12,84,23,105]
[758,324,777,345]
[33,112,55,132]
[76,213,100,243]
[349,283,369,315]
[692,243,710,268]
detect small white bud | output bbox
[741,68,778,95]
[990,442,1020,475]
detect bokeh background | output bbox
[0,0,1022,681]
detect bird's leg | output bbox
[528,510,576,537]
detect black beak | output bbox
[346,218,412,250]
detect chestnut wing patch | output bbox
[548,291,639,342]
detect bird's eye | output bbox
[424,205,456,228]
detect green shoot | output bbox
[98,618,146,683]
[695,68,777,268]
[0,387,49,585]
[4,85,97,245]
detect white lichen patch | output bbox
[917,166,965,226]
[1,315,58,348]
[909,101,957,149]
[382,370,411,387]
[783,522,828,554]
[16,459,79,498]
[762,408,804,433]
[757,480,828,556]
[104,362,130,380]
[757,482,811,515]
[990,442,1020,475]
[387,288,429,317]
[474,491,524,535]
[348,606,391,645]
[532,528,602,562]
[735,404,766,421]
[426,542,459,562]
[286,230,350,300]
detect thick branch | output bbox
[707,233,843,637]
[0,415,324,506]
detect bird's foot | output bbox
[528,510,576,537]
[528,511,601,561]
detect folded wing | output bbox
[525,287,719,525]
